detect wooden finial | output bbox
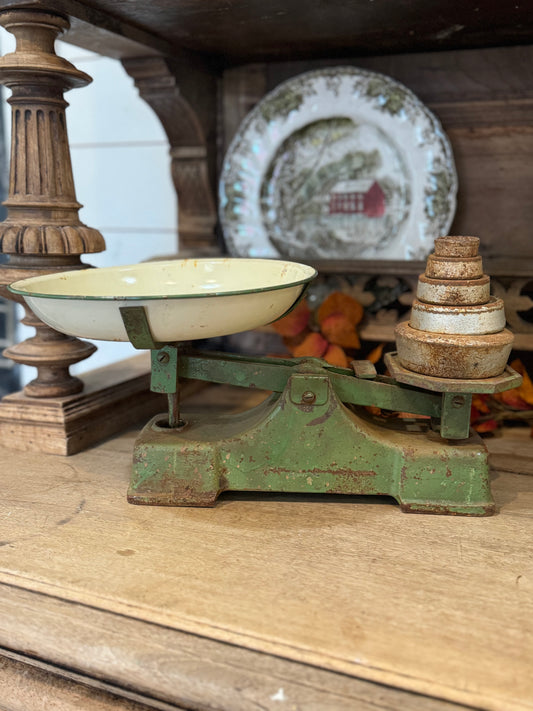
[0,9,105,397]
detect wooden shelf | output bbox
[0,383,532,709]
[4,0,533,64]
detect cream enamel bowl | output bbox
[9,258,317,343]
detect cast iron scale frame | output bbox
[121,305,520,516]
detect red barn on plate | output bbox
[328,180,385,217]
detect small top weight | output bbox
[434,235,480,258]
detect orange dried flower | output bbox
[472,394,491,415]
[367,343,385,364]
[493,360,533,410]
[495,390,532,410]
[324,344,350,368]
[271,299,310,337]
[366,405,382,416]
[290,331,329,359]
[474,419,499,434]
[510,359,533,406]
[317,291,364,327]
[320,312,361,349]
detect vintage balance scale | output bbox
[10,236,520,516]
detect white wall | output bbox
[0,30,179,381]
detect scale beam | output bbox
[177,350,443,418]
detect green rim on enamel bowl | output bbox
[8,258,318,301]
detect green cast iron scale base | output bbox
[122,305,520,516]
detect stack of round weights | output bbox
[395,235,514,379]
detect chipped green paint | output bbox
[129,352,495,516]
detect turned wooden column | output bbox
[0,9,105,397]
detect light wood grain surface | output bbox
[487,428,533,476]
[0,385,532,710]
[0,653,160,711]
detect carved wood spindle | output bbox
[0,9,105,397]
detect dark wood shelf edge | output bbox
[309,258,533,277]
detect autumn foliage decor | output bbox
[471,359,533,435]
[273,292,532,437]
[272,291,383,369]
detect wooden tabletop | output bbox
[0,384,532,710]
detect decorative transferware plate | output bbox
[219,67,457,261]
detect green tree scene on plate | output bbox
[425,169,456,222]
[260,118,410,259]
[364,77,409,116]
[259,89,305,126]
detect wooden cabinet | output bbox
[3,0,529,346]
[0,4,532,707]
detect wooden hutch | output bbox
[0,2,532,709]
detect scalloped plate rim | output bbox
[219,66,457,261]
